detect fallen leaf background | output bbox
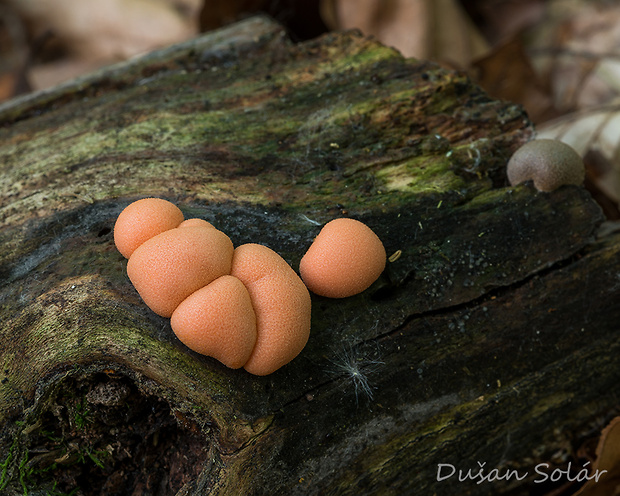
[573,416,620,496]
[1,0,619,493]
[1,0,203,92]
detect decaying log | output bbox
[0,15,618,496]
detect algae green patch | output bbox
[375,156,468,195]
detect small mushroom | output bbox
[299,218,386,298]
[114,198,184,258]
[506,139,585,192]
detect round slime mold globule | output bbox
[231,244,312,376]
[171,275,257,369]
[506,139,585,192]
[300,218,386,298]
[114,198,184,259]
[178,218,216,230]
[127,224,234,318]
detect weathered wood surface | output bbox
[0,15,618,495]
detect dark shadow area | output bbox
[20,372,209,495]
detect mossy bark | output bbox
[0,15,617,496]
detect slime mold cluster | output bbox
[114,198,387,375]
[114,198,311,376]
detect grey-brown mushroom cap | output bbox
[506,139,585,192]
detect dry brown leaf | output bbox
[320,0,488,67]
[27,59,111,92]
[472,0,546,45]
[473,37,556,123]
[13,0,202,59]
[573,416,620,496]
[537,103,620,205]
[0,73,17,102]
[527,0,620,113]
[7,0,202,89]
[200,0,267,32]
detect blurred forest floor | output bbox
[1,0,619,220]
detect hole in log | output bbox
[17,372,209,494]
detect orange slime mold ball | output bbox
[231,244,311,376]
[127,224,234,318]
[178,218,216,230]
[300,218,386,298]
[114,198,184,258]
[171,275,257,369]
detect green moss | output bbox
[0,437,17,490]
[375,156,467,195]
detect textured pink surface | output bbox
[178,218,216,230]
[116,199,315,375]
[231,244,311,376]
[114,198,184,258]
[127,225,234,318]
[300,218,386,298]
[170,275,257,369]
